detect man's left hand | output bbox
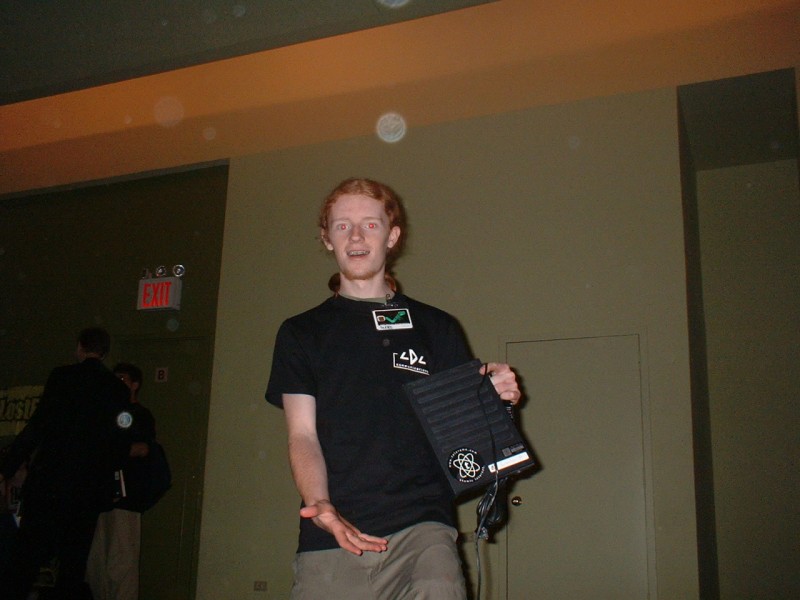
[481,362,522,405]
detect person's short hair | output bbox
[77,327,111,357]
[113,362,143,390]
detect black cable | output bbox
[474,479,498,600]
[472,364,504,600]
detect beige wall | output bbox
[697,160,800,599]
[199,86,696,598]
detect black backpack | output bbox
[118,441,172,513]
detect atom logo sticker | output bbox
[448,447,485,483]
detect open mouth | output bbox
[347,250,369,256]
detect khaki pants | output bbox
[290,521,466,600]
[85,508,141,600]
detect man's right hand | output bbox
[299,500,388,555]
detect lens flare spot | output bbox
[377,0,411,8]
[376,112,407,143]
[154,96,185,128]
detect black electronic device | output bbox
[403,359,537,497]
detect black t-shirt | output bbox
[266,293,472,552]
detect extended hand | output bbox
[482,362,522,405]
[300,500,388,555]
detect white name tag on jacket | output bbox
[372,308,413,330]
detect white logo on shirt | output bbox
[393,349,429,375]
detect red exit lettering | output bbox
[137,276,181,310]
[141,281,172,308]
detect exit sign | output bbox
[137,277,182,310]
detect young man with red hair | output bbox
[266,178,521,599]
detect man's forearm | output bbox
[288,433,330,506]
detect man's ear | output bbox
[387,226,401,249]
[321,229,333,251]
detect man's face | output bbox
[323,193,400,288]
[115,373,140,398]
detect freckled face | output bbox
[323,194,400,290]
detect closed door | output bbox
[503,334,653,599]
[115,336,212,600]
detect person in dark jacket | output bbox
[86,361,157,600]
[0,327,133,600]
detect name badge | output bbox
[373,308,413,330]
